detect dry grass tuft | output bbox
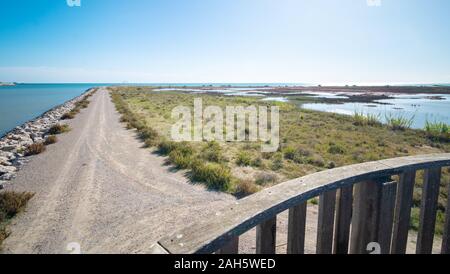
[24,142,46,156]
[48,124,70,135]
[0,191,34,248]
[44,135,58,145]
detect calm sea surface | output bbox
[0,84,106,137]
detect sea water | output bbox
[0,84,104,137]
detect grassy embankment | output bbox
[110,86,449,233]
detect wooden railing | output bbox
[151,153,450,254]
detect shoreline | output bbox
[0,82,16,87]
[0,87,98,186]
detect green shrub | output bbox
[191,162,231,191]
[158,141,193,156]
[157,140,179,155]
[24,142,46,156]
[385,113,414,130]
[236,152,252,166]
[283,146,297,160]
[251,157,263,168]
[202,142,223,163]
[328,142,345,154]
[271,153,284,170]
[425,121,449,142]
[169,150,192,169]
[139,127,159,144]
[353,111,381,126]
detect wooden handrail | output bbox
[153,153,450,254]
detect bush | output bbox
[44,135,58,145]
[251,157,263,168]
[271,153,284,170]
[48,124,70,135]
[255,172,278,185]
[1,191,35,247]
[283,146,297,160]
[385,113,414,130]
[24,142,46,156]
[157,140,179,155]
[307,154,326,167]
[191,162,231,191]
[328,142,345,154]
[202,142,223,163]
[158,140,193,156]
[236,152,252,166]
[0,227,10,248]
[353,111,381,126]
[235,180,259,196]
[75,99,90,109]
[0,191,35,223]
[168,150,192,169]
[139,127,159,145]
[61,112,75,120]
[425,121,449,142]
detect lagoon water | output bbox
[0,84,105,137]
[301,94,450,129]
[2,84,449,137]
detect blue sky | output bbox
[0,0,449,84]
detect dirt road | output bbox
[2,88,234,254]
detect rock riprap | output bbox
[0,88,97,186]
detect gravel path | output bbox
[1,88,234,254]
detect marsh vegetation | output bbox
[111,86,450,232]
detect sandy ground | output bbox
[1,88,442,254]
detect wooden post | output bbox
[316,190,337,254]
[417,167,441,254]
[378,181,397,254]
[256,217,277,254]
[287,202,307,254]
[333,186,353,254]
[217,237,239,254]
[350,180,382,254]
[442,179,450,254]
[391,171,416,254]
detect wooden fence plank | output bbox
[217,237,239,254]
[417,167,441,254]
[391,171,416,254]
[378,181,397,254]
[256,217,277,254]
[333,186,353,254]
[316,190,337,254]
[350,180,382,254]
[287,202,307,254]
[442,178,450,254]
